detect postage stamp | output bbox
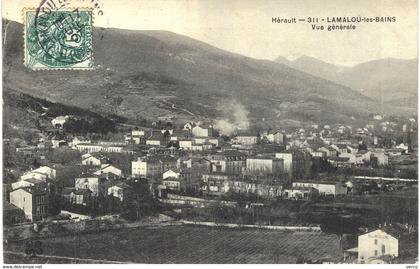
[24,8,93,70]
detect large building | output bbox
[131,155,178,178]
[75,143,124,154]
[264,131,285,145]
[192,125,213,137]
[246,156,284,176]
[274,153,292,177]
[208,150,247,175]
[201,173,232,195]
[277,149,312,180]
[233,132,260,145]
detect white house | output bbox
[292,181,347,196]
[358,229,399,264]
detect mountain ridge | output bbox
[3,19,412,129]
[274,55,418,108]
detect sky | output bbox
[3,0,418,66]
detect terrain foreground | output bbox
[4,226,341,264]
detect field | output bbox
[4,225,342,264]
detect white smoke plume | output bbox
[214,101,250,135]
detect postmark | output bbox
[24,7,93,70]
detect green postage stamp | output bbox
[24,9,93,70]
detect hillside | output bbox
[3,90,125,140]
[275,56,418,108]
[3,20,406,129]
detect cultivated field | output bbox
[4,225,342,264]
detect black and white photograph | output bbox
[1,0,418,265]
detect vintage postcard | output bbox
[2,0,418,266]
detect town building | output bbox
[246,156,284,176]
[81,153,104,166]
[70,189,92,205]
[230,178,283,199]
[75,174,108,196]
[283,187,319,200]
[370,150,389,167]
[262,130,285,145]
[131,155,178,178]
[233,132,260,145]
[162,177,186,192]
[358,229,399,264]
[93,164,123,177]
[146,133,166,146]
[9,187,49,221]
[208,150,247,175]
[201,173,232,195]
[108,182,134,202]
[192,125,213,137]
[274,152,292,177]
[71,136,91,147]
[75,143,124,153]
[292,181,347,196]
